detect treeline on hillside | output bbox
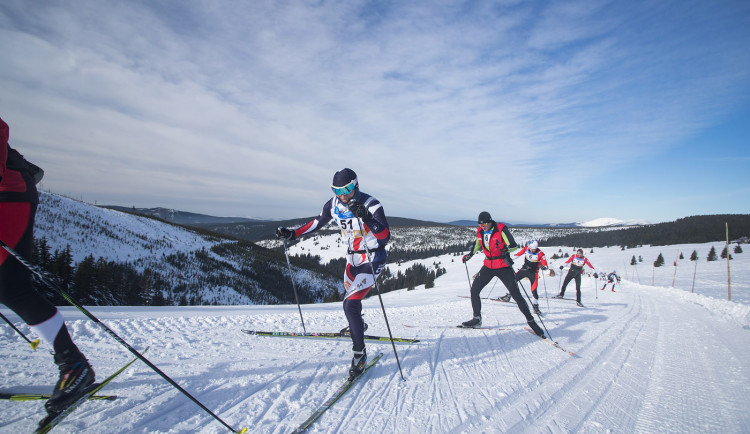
[30,238,340,306]
[541,215,750,248]
[294,252,447,295]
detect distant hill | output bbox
[103,206,262,225]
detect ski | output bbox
[292,352,383,433]
[402,324,509,331]
[35,348,147,434]
[523,327,577,357]
[241,329,419,344]
[0,392,116,401]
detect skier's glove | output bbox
[348,200,371,219]
[559,265,564,270]
[462,254,473,263]
[541,266,548,270]
[276,227,295,241]
[593,273,599,278]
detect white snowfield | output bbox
[1,244,749,433]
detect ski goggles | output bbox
[331,179,357,196]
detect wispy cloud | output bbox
[1,0,748,222]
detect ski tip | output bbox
[30,339,41,351]
[237,427,248,433]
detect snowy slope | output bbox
[1,242,748,433]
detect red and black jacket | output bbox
[0,117,38,204]
[469,221,518,269]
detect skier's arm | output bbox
[564,255,574,264]
[514,246,527,257]
[501,226,518,252]
[540,251,548,268]
[584,258,595,270]
[294,199,333,239]
[365,202,390,248]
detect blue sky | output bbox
[1,0,748,224]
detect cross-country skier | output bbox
[275,168,390,378]
[497,240,548,315]
[555,248,595,306]
[601,270,620,292]
[461,212,545,337]
[0,116,95,417]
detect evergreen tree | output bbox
[707,246,717,261]
[735,244,743,254]
[690,250,698,261]
[630,256,637,266]
[720,247,733,260]
[679,252,684,259]
[653,253,665,267]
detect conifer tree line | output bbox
[541,214,750,248]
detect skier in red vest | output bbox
[461,211,544,337]
[0,116,95,419]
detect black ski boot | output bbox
[527,320,545,338]
[554,294,564,299]
[461,315,482,328]
[498,293,511,302]
[348,347,367,380]
[532,304,542,315]
[45,348,95,415]
[576,301,584,307]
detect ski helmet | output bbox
[331,168,358,196]
[577,248,584,255]
[528,240,539,250]
[478,211,492,225]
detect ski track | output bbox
[3,275,750,433]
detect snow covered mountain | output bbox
[577,217,650,227]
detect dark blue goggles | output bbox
[331,180,357,196]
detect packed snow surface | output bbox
[1,243,749,433]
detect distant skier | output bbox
[601,271,620,292]
[275,168,390,378]
[461,212,545,337]
[497,240,548,315]
[0,116,95,418]
[555,249,595,307]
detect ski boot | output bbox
[498,293,511,302]
[348,347,367,380]
[45,348,95,415]
[532,304,542,316]
[460,315,482,328]
[554,294,564,299]
[527,320,545,338]
[576,301,584,307]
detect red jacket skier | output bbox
[1,116,95,420]
[460,211,544,337]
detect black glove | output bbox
[462,254,473,263]
[275,227,295,241]
[347,200,371,219]
[593,273,599,278]
[541,266,548,270]
[559,265,564,270]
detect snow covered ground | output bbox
[1,240,749,433]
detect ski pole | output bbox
[357,217,405,381]
[282,240,307,333]
[0,311,40,350]
[518,281,553,340]
[0,239,246,434]
[540,271,551,314]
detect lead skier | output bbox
[276,168,390,378]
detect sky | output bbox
[1,0,749,225]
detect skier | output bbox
[601,270,620,292]
[0,116,95,417]
[275,168,390,378]
[555,248,595,307]
[498,240,548,315]
[461,212,544,337]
